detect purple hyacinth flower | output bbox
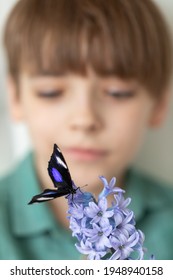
[83,222,112,251]
[98,176,124,200]
[68,204,84,220]
[84,197,114,225]
[113,210,135,237]
[132,229,145,260]
[114,192,131,215]
[69,216,81,237]
[75,239,107,260]
[109,231,140,260]
[69,216,87,239]
[67,176,147,260]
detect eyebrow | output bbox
[31,70,66,77]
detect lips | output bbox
[64,147,108,161]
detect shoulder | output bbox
[127,169,173,259]
[0,154,32,202]
[130,168,173,209]
[138,169,173,198]
[0,170,13,203]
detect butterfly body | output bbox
[28,144,78,204]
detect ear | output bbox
[149,89,171,128]
[6,75,24,121]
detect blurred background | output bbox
[0,0,173,185]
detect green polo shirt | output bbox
[0,153,80,260]
[0,153,173,259]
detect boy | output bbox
[0,0,173,259]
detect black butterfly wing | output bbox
[48,144,73,190]
[28,187,70,204]
[28,144,76,205]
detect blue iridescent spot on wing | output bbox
[52,167,63,182]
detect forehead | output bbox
[20,69,139,94]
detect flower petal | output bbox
[98,197,107,211]
[84,202,99,218]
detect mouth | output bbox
[64,147,108,161]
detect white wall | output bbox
[0,0,173,185]
[0,0,16,175]
[134,0,173,185]
[0,0,31,175]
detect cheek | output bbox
[109,104,152,165]
[20,100,62,146]
[123,116,148,157]
[128,104,153,139]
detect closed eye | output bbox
[36,90,63,98]
[107,90,136,99]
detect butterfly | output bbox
[28,144,78,204]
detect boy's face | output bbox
[9,70,165,190]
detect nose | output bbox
[69,91,103,132]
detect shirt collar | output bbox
[9,153,57,237]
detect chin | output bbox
[72,170,104,194]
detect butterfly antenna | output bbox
[80,184,88,189]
